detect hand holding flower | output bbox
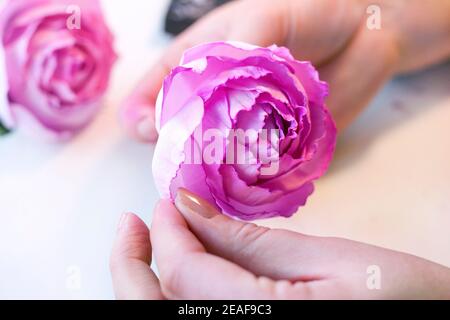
[110,189,450,300]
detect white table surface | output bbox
[0,0,449,299]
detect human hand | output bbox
[110,189,450,299]
[120,0,450,142]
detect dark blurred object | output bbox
[0,121,10,136]
[165,0,233,36]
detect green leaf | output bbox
[0,121,10,136]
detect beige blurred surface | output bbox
[261,63,450,268]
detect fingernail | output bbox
[175,188,219,219]
[136,115,158,142]
[117,212,130,231]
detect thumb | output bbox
[174,188,331,282]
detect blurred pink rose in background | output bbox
[0,0,116,140]
[153,42,337,220]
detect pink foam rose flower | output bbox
[153,42,337,220]
[0,0,116,139]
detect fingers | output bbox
[110,213,164,300]
[120,98,158,143]
[170,189,417,300]
[150,199,258,299]
[151,199,316,299]
[319,25,399,130]
[174,189,338,282]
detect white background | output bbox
[0,0,449,299]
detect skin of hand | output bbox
[110,189,450,300]
[120,0,450,142]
